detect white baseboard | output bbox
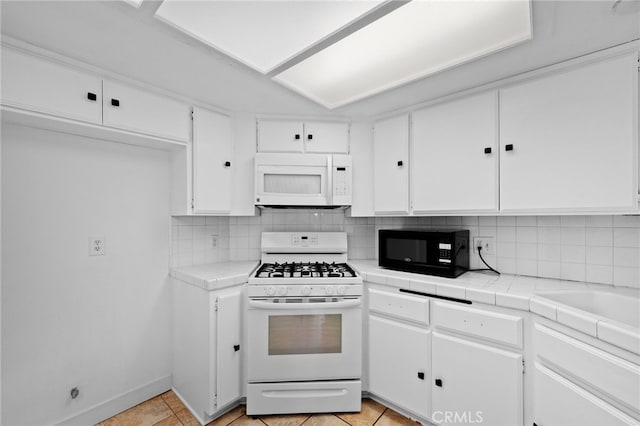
[53,375,172,426]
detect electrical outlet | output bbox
[210,234,218,248]
[89,236,106,256]
[473,236,494,255]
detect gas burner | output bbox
[254,262,357,279]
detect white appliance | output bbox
[246,232,363,415]
[254,153,352,207]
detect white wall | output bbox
[1,125,171,425]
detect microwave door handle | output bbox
[249,299,361,310]
[327,155,333,205]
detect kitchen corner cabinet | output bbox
[192,107,233,214]
[499,50,638,213]
[373,114,409,215]
[1,47,103,124]
[411,92,499,214]
[368,288,431,419]
[257,119,349,153]
[103,80,190,142]
[532,322,640,426]
[172,281,243,423]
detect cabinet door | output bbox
[215,289,243,410]
[534,363,637,426]
[103,80,190,142]
[257,120,304,152]
[500,52,638,213]
[369,316,430,418]
[304,122,349,153]
[432,332,522,426]
[1,48,102,124]
[411,92,498,214]
[373,114,409,214]
[192,107,233,214]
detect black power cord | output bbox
[468,245,500,275]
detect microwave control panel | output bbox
[332,155,352,205]
[438,242,452,264]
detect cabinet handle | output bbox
[505,144,514,151]
[484,147,492,154]
[87,92,97,101]
[397,160,403,167]
[111,98,120,107]
[234,344,240,352]
[435,378,443,387]
[224,161,231,167]
[294,134,300,140]
[417,372,425,380]
[307,134,313,140]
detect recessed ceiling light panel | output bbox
[274,0,532,109]
[155,0,384,74]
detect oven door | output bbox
[247,297,362,382]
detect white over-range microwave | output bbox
[255,153,352,207]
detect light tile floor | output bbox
[96,391,421,426]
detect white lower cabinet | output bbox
[431,332,523,426]
[172,281,243,424]
[369,315,431,419]
[532,321,640,426]
[534,363,637,426]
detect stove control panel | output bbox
[291,235,318,246]
[250,284,363,298]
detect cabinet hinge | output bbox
[191,110,194,120]
[213,394,217,408]
[215,297,219,312]
[522,359,525,374]
[191,198,195,210]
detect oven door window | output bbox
[268,314,341,355]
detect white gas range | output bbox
[246,232,363,416]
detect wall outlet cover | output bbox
[89,236,106,256]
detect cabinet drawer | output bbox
[103,80,190,142]
[1,48,102,124]
[369,289,429,325]
[534,323,640,412]
[432,301,523,348]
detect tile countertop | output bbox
[350,260,640,355]
[170,261,259,291]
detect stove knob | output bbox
[266,286,276,296]
[302,285,312,296]
[337,285,346,295]
[324,286,336,295]
[278,286,288,296]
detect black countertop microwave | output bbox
[378,229,469,278]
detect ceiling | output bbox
[1,0,638,118]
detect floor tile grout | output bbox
[372,407,388,425]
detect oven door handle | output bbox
[248,299,361,310]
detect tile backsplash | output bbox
[171,212,640,289]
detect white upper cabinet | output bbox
[192,107,234,214]
[411,92,499,214]
[257,120,349,153]
[103,80,191,142]
[303,121,349,153]
[373,114,410,215]
[1,48,102,124]
[499,51,638,213]
[257,120,304,152]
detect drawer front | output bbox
[368,288,429,325]
[534,323,640,412]
[432,301,523,348]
